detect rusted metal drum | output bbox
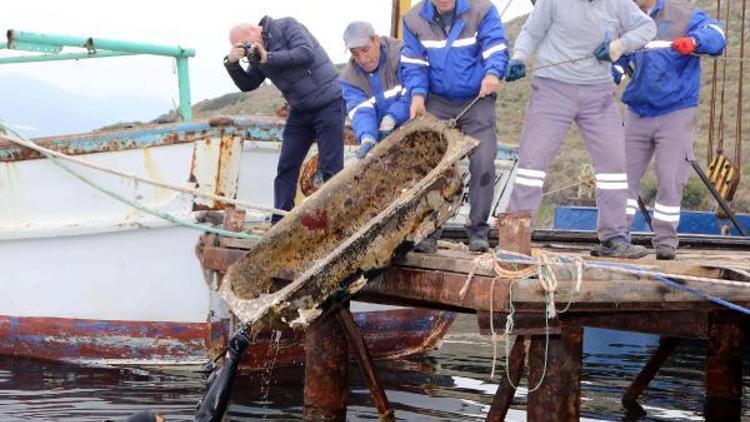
[219,114,478,330]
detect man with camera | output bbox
[225,18,344,223]
[340,21,410,159]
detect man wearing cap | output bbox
[401,0,510,253]
[340,21,410,159]
[224,18,344,223]
[613,0,726,260]
[503,0,656,259]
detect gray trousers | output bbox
[427,94,498,240]
[625,107,696,248]
[508,77,628,242]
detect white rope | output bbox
[1,129,289,216]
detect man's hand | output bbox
[594,39,627,62]
[672,37,697,55]
[504,60,527,82]
[254,42,268,64]
[227,44,246,64]
[410,95,426,120]
[357,136,377,159]
[479,74,501,98]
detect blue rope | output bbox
[495,252,750,315]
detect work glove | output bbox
[594,38,627,62]
[504,60,527,82]
[378,115,396,139]
[357,135,377,159]
[672,37,697,55]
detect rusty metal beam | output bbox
[622,337,681,403]
[336,308,394,421]
[304,312,348,421]
[705,312,744,422]
[527,325,583,422]
[486,336,527,422]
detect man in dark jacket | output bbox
[225,17,344,223]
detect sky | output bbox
[0,0,532,104]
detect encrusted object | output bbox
[219,114,479,329]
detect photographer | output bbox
[225,18,344,223]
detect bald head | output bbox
[229,23,263,47]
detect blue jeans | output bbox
[272,98,345,223]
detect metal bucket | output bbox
[219,114,479,329]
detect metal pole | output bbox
[7,30,195,58]
[689,159,747,236]
[304,312,348,421]
[176,57,193,121]
[636,196,654,232]
[0,51,134,64]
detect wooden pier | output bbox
[198,214,750,421]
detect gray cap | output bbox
[343,21,376,49]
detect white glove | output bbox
[379,115,396,133]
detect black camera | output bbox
[241,42,260,64]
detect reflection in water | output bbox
[1,315,748,421]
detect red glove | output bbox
[672,37,697,55]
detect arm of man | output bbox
[615,1,657,52]
[478,5,510,79]
[265,17,315,67]
[341,79,379,142]
[225,59,267,92]
[400,21,430,100]
[511,0,554,62]
[688,11,727,56]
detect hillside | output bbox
[165,1,750,224]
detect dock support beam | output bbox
[705,312,744,422]
[527,325,583,422]
[623,336,680,404]
[487,335,527,422]
[336,308,395,421]
[304,312,349,421]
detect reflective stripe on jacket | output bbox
[401,0,509,101]
[340,36,410,142]
[615,0,726,117]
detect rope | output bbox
[736,0,746,167]
[493,250,750,314]
[718,0,732,154]
[2,127,260,240]
[1,127,289,216]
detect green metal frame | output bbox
[1,30,196,121]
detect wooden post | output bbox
[622,337,680,403]
[336,308,395,421]
[303,312,349,421]
[705,312,744,422]
[486,336,527,422]
[527,324,583,422]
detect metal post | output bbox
[622,337,680,403]
[527,324,583,422]
[705,312,744,421]
[176,57,192,121]
[336,308,394,421]
[304,312,348,421]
